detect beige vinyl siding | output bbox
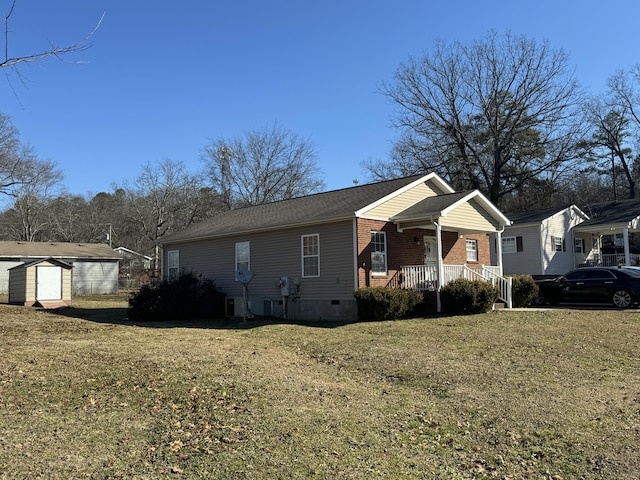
[360,181,442,219]
[440,200,499,231]
[165,220,356,302]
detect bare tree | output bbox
[376,31,585,207]
[583,97,635,199]
[202,122,325,208]
[1,0,103,69]
[116,159,211,273]
[0,153,64,241]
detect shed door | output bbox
[37,266,62,300]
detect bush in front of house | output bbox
[440,278,500,315]
[354,286,423,321]
[128,271,225,322]
[510,275,539,307]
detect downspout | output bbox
[434,220,444,313]
[352,218,359,289]
[495,226,504,276]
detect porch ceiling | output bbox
[573,222,640,234]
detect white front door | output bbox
[423,236,438,265]
[37,266,62,300]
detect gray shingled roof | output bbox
[506,206,573,225]
[0,241,120,259]
[577,198,640,227]
[162,175,424,244]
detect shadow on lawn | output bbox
[44,305,359,329]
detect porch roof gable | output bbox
[390,190,511,233]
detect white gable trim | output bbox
[354,173,454,218]
[440,190,511,226]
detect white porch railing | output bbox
[581,253,640,267]
[393,264,512,308]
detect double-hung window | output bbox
[371,231,387,275]
[167,250,179,280]
[502,236,523,254]
[302,234,320,277]
[235,241,250,273]
[466,239,478,262]
[552,236,564,252]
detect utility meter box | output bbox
[278,276,290,296]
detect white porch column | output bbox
[495,227,504,276]
[434,221,444,313]
[623,227,631,266]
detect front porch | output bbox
[386,264,513,308]
[574,227,640,268]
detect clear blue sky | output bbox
[0,0,638,198]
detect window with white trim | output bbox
[302,234,320,277]
[574,238,585,254]
[235,241,250,273]
[466,239,478,262]
[371,231,387,275]
[167,250,179,280]
[553,236,564,252]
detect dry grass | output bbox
[0,296,639,478]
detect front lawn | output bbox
[0,298,638,478]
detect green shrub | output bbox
[354,287,423,321]
[440,278,500,315]
[510,275,539,307]
[128,271,225,322]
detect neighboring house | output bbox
[490,205,588,277]
[114,247,152,271]
[159,174,511,320]
[573,198,640,267]
[114,246,153,289]
[0,241,120,295]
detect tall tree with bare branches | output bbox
[373,31,585,207]
[202,122,324,208]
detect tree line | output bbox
[1,28,640,271]
[0,121,323,272]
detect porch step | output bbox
[493,301,507,310]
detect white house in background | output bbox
[0,241,120,294]
[573,198,640,267]
[490,205,588,277]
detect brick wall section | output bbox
[356,218,491,288]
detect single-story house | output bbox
[0,241,120,295]
[490,205,589,276]
[159,174,512,320]
[573,198,640,267]
[8,257,73,307]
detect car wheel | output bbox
[612,289,632,308]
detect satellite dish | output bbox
[235,269,255,284]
